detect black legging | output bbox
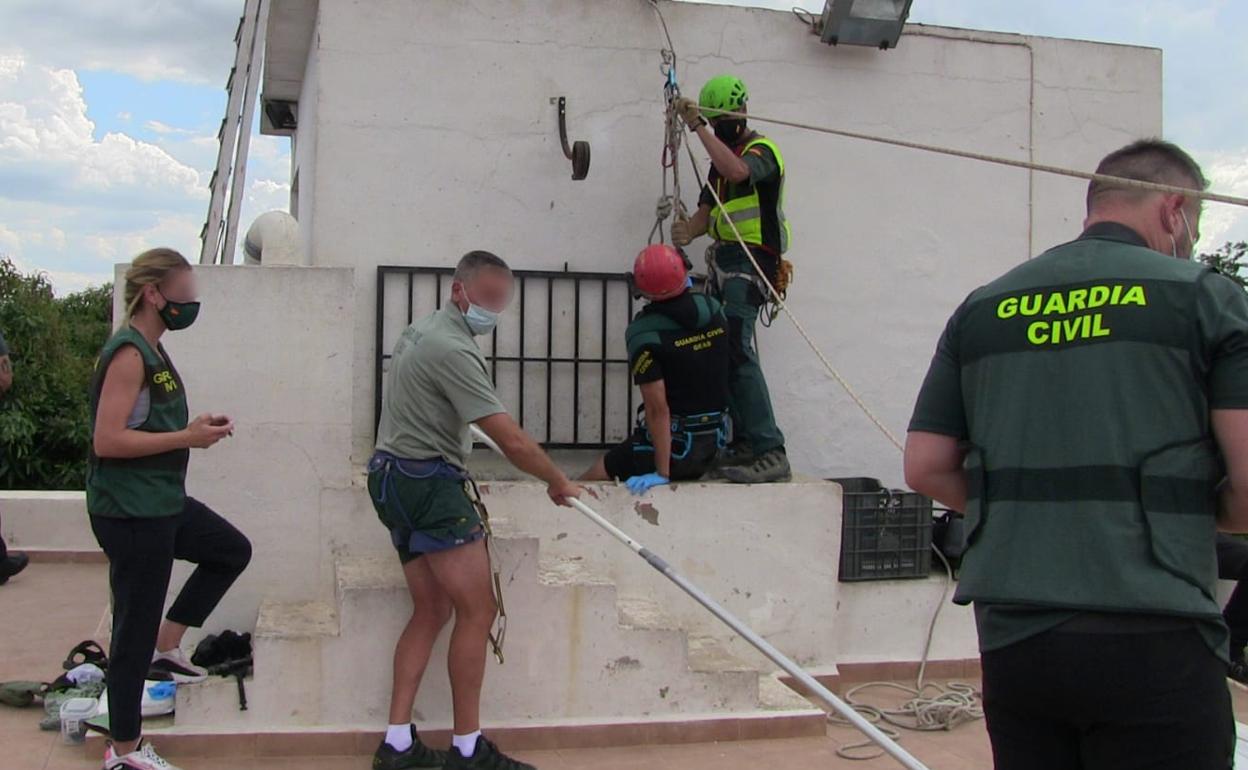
[1217,532,1248,656]
[90,498,251,743]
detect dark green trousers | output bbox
[714,246,785,455]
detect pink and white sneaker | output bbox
[148,648,207,684]
[104,739,183,770]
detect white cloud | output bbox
[0,53,206,204]
[0,51,237,292]
[144,120,196,136]
[1197,149,1248,250]
[0,1,242,85]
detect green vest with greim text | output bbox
[951,234,1225,625]
[86,327,190,518]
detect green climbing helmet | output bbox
[699,75,748,120]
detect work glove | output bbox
[674,97,705,131]
[671,217,696,247]
[626,472,670,496]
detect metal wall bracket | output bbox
[554,96,591,180]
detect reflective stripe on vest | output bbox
[710,136,791,254]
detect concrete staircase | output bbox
[174,525,817,732]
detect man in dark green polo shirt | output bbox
[906,139,1248,769]
[671,74,791,484]
[368,251,581,770]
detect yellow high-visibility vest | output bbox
[709,136,791,254]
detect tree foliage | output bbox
[1199,241,1248,289]
[0,259,113,489]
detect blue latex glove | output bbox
[626,473,670,496]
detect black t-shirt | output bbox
[625,292,730,416]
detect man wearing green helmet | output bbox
[672,74,791,484]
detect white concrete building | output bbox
[262,0,1160,480]
[4,0,1170,751]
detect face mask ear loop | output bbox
[1181,209,1196,260]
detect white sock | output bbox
[453,731,482,757]
[385,724,413,751]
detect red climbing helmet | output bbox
[633,244,688,300]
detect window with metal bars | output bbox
[375,265,639,449]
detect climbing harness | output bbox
[702,245,793,327]
[636,409,729,459]
[465,478,509,665]
[368,453,508,664]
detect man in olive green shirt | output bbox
[906,140,1248,770]
[368,251,581,770]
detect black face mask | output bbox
[713,118,746,145]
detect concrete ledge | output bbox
[23,548,108,564]
[100,710,826,758]
[1,491,98,553]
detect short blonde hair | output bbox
[124,248,191,317]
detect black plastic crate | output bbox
[831,477,933,582]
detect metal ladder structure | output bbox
[200,0,269,265]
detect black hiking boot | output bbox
[444,736,536,770]
[373,725,447,770]
[721,447,792,484]
[0,552,29,585]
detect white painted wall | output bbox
[291,1,1161,485]
[292,14,320,264]
[107,265,358,636]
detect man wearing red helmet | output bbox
[580,245,731,493]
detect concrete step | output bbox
[177,529,798,730]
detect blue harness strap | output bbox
[636,411,729,458]
[368,451,467,508]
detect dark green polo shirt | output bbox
[910,222,1248,656]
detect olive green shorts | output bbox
[366,461,483,564]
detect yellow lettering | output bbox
[1027,321,1050,345]
[998,297,1019,319]
[1089,286,1111,308]
[1060,316,1082,342]
[1019,295,1043,317]
[1067,289,1088,312]
[1043,293,1068,316]
[1091,313,1111,337]
[1110,285,1123,304]
[1121,285,1147,306]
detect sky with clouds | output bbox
[1,0,1245,293]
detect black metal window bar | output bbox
[375,266,637,449]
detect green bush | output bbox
[1200,241,1248,289]
[0,259,113,490]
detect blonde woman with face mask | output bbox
[87,248,251,770]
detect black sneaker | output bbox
[444,736,535,770]
[0,552,29,585]
[373,726,447,770]
[721,447,792,484]
[1230,656,1248,686]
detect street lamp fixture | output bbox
[818,0,914,50]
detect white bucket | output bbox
[59,697,98,745]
